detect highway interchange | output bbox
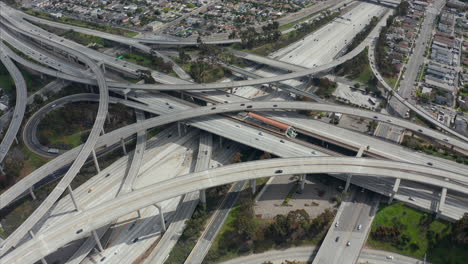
[0,0,467,263]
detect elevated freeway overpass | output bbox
[4,100,468,210]
[1,156,466,264]
[2,100,468,224]
[0,46,27,165]
[0,23,110,256]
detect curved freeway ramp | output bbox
[21,93,155,158]
[3,101,468,212]
[0,2,240,46]
[1,156,466,264]
[0,25,109,256]
[0,46,26,164]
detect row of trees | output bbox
[345,16,379,53]
[375,1,409,77]
[208,196,335,261]
[239,22,281,49]
[312,77,338,98]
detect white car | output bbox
[335,221,339,227]
[357,224,362,230]
[386,256,394,260]
[346,241,351,246]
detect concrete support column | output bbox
[124,93,128,100]
[28,231,48,264]
[299,175,305,191]
[120,138,127,155]
[92,230,104,252]
[29,186,36,200]
[0,164,4,174]
[101,127,105,136]
[438,187,447,215]
[344,174,352,193]
[155,204,166,232]
[250,179,256,195]
[92,149,100,173]
[219,136,222,148]
[356,145,367,157]
[199,189,206,207]
[14,135,18,144]
[106,113,111,124]
[177,122,182,137]
[388,178,401,204]
[67,185,81,212]
[101,64,106,74]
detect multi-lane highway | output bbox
[2,156,466,264]
[312,190,380,264]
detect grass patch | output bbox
[354,65,374,84]
[368,202,468,264]
[384,77,398,89]
[180,60,230,83]
[61,30,110,47]
[24,9,138,37]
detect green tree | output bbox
[453,213,468,245]
[33,94,44,105]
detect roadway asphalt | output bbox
[2,156,464,264]
[218,246,424,264]
[312,190,379,264]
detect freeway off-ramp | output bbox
[20,95,468,158]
